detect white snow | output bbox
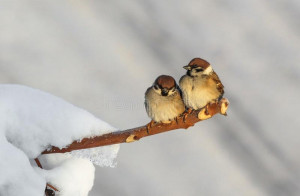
[70,145,120,167]
[37,154,96,196]
[0,84,120,195]
[0,135,46,196]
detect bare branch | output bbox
[42,98,229,154]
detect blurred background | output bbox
[1,0,300,195]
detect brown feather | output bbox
[211,71,224,96]
[188,58,210,69]
[155,75,176,89]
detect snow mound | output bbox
[0,84,120,195]
[0,135,46,196]
[37,154,96,196]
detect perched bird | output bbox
[145,75,185,127]
[179,58,224,111]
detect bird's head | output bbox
[183,58,212,77]
[153,75,177,96]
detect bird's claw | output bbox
[187,108,193,114]
[204,105,210,115]
[174,116,179,124]
[183,113,188,123]
[183,108,193,123]
[146,120,155,134]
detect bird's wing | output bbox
[211,71,224,97]
[144,87,152,112]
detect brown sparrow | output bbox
[145,75,185,127]
[179,58,224,111]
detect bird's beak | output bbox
[161,89,169,96]
[183,65,191,70]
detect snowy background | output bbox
[1,0,300,195]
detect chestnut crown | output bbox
[154,75,176,89]
[183,58,212,77]
[187,58,210,69]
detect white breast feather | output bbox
[145,89,184,123]
[179,71,219,110]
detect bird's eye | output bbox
[154,85,159,90]
[195,68,204,72]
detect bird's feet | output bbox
[187,108,193,114]
[183,108,193,122]
[204,104,210,115]
[174,116,180,124]
[146,120,155,134]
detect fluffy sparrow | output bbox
[179,58,224,111]
[145,75,185,127]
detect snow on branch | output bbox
[42,98,229,155]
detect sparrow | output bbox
[145,75,185,128]
[179,58,224,112]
